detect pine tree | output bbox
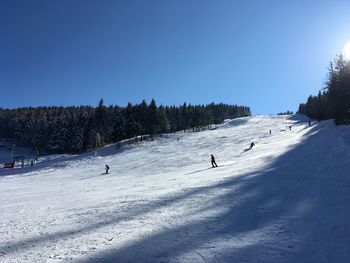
[124,102,139,138]
[299,55,350,124]
[147,99,159,136]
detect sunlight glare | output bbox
[343,41,350,61]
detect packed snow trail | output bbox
[1,115,350,262]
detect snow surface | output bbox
[1,115,350,262]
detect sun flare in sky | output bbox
[343,41,350,61]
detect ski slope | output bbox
[1,115,350,263]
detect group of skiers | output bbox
[105,140,257,172]
[211,140,256,168]
[210,119,312,169]
[210,123,299,168]
[105,120,311,173]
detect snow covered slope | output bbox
[1,115,350,263]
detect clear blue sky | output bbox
[1,0,350,114]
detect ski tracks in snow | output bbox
[2,116,350,262]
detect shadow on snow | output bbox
[2,120,350,263]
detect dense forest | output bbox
[298,55,350,124]
[0,100,250,154]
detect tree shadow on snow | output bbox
[2,121,350,263]
[75,122,350,263]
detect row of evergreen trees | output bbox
[277,111,294,115]
[0,99,251,154]
[298,55,350,124]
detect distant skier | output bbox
[249,142,255,150]
[105,164,110,174]
[269,130,272,135]
[289,125,292,131]
[211,154,218,168]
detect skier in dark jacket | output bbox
[211,154,218,168]
[249,142,255,150]
[105,164,110,174]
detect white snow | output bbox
[1,115,350,262]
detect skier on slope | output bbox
[105,164,110,174]
[249,142,255,150]
[211,154,218,168]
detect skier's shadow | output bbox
[185,166,223,175]
[79,173,109,180]
[185,167,214,175]
[240,148,251,154]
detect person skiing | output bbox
[269,130,272,135]
[289,125,292,131]
[211,154,218,168]
[249,142,255,150]
[105,164,110,174]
